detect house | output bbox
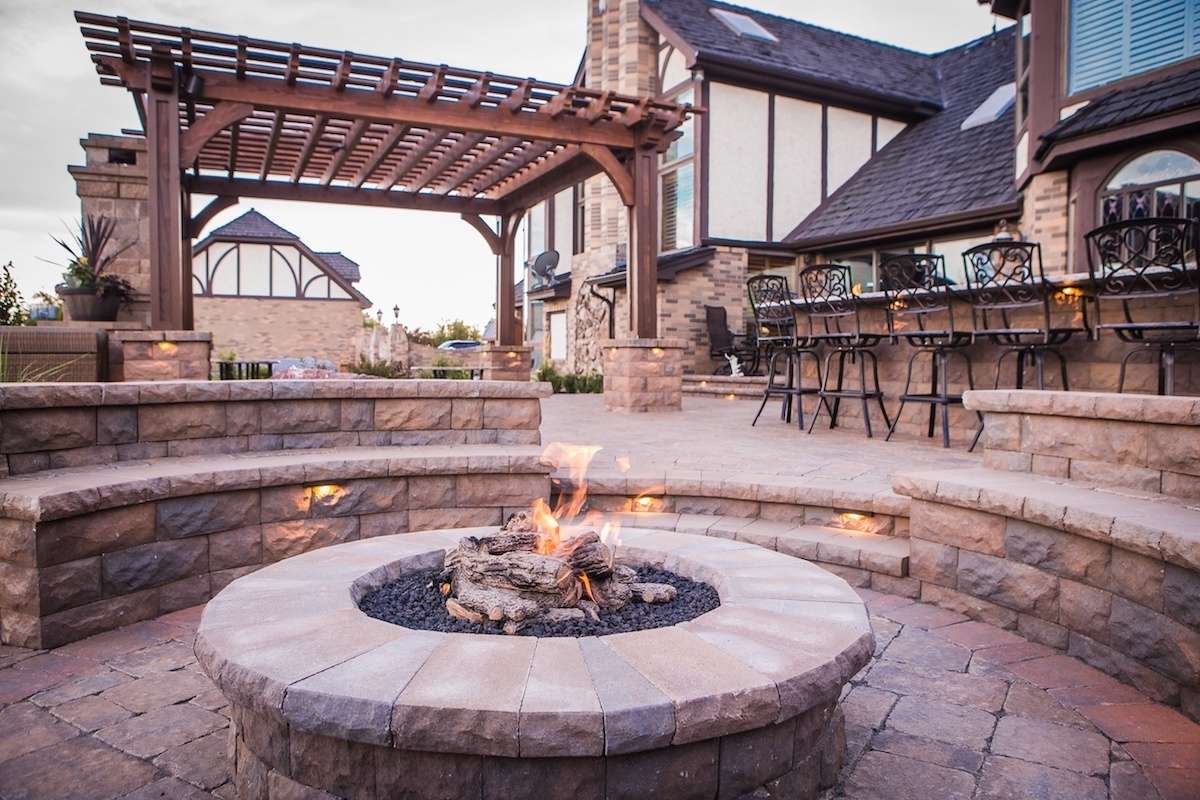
[191,209,372,365]
[523,0,1200,375]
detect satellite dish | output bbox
[530,250,559,283]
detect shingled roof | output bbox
[1037,67,1200,158]
[645,0,942,112]
[207,209,299,241]
[315,252,362,283]
[786,28,1019,247]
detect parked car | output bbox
[437,340,483,350]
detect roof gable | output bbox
[645,0,943,112]
[207,208,300,241]
[315,252,362,283]
[786,28,1019,247]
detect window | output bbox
[711,8,778,43]
[1100,149,1200,224]
[548,311,567,361]
[842,253,876,295]
[572,182,586,255]
[1069,0,1200,95]
[660,88,695,253]
[961,83,1016,131]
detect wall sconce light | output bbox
[155,341,178,356]
[309,484,343,503]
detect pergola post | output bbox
[627,147,659,338]
[144,50,186,329]
[496,213,523,347]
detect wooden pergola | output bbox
[76,12,695,342]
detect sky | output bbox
[0,0,1001,331]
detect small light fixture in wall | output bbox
[155,341,177,356]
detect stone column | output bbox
[603,338,685,412]
[480,344,533,382]
[110,330,212,381]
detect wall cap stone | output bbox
[965,390,1200,426]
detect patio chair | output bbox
[747,274,824,429]
[1084,217,1200,395]
[961,240,1088,391]
[797,264,891,438]
[879,253,981,448]
[705,305,759,375]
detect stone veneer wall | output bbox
[968,389,1200,497]
[603,339,685,412]
[194,295,364,368]
[0,454,549,649]
[0,379,547,477]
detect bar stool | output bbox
[747,274,824,429]
[962,240,1089,391]
[1084,217,1199,395]
[798,264,891,438]
[879,253,981,448]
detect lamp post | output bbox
[393,304,399,322]
[376,309,383,324]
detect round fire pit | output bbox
[196,527,874,800]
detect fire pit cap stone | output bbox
[197,527,873,757]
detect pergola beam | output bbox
[435,135,521,196]
[186,175,506,215]
[377,128,445,190]
[407,132,484,192]
[321,119,370,185]
[351,123,408,188]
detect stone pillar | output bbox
[110,330,212,381]
[480,344,533,382]
[1021,170,1071,275]
[603,338,685,412]
[68,134,153,325]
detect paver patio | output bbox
[2,589,1196,800]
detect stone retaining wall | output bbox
[0,448,548,649]
[896,470,1200,722]
[0,379,549,477]
[109,330,212,381]
[967,389,1200,497]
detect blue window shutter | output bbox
[1070,0,1199,94]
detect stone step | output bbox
[599,512,910,579]
[682,377,765,400]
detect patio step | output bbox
[601,511,911,586]
[682,375,766,400]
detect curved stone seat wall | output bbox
[0,379,547,476]
[967,389,1200,497]
[0,446,549,649]
[894,468,1200,722]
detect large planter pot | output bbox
[56,286,121,322]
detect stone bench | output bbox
[595,511,914,598]
[558,469,911,536]
[0,444,549,650]
[967,389,1200,497]
[0,379,548,477]
[893,465,1200,721]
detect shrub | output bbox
[535,363,602,393]
[354,356,408,379]
[0,262,27,326]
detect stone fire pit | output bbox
[196,527,873,800]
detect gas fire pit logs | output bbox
[440,512,677,631]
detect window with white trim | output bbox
[659,87,695,253]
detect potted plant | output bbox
[51,215,136,322]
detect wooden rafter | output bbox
[466,140,549,196]
[259,110,283,181]
[485,145,580,199]
[351,124,408,188]
[187,176,504,215]
[435,135,522,196]
[226,118,239,179]
[406,133,485,192]
[321,119,369,185]
[290,113,327,182]
[376,128,445,191]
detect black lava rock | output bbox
[358,568,720,637]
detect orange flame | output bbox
[578,573,597,604]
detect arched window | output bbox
[1100,149,1200,224]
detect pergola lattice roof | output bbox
[77,12,695,216]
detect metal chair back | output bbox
[705,305,736,356]
[961,241,1052,336]
[797,264,862,339]
[1084,217,1199,326]
[747,274,796,346]
[878,253,956,337]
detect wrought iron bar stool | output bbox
[1084,217,1199,395]
[879,253,981,449]
[747,274,824,429]
[962,240,1089,391]
[798,264,892,438]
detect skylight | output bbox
[711,8,779,43]
[960,82,1016,131]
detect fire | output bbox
[577,572,597,604]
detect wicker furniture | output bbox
[747,275,824,428]
[1084,217,1199,395]
[797,265,891,437]
[879,254,980,448]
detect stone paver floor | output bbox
[2,592,1197,799]
[541,395,979,493]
